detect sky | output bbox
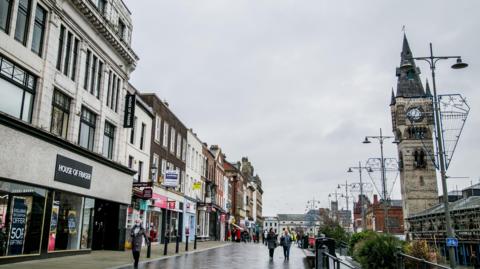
[123,0,480,216]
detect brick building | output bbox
[365,195,404,234]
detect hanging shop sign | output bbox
[132,181,153,188]
[142,188,153,199]
[8,197,27,255]
[54,155,93,189]
[123,94,136,128]
[193,181,202,190]
[163,170,179,188]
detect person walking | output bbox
[266,228,278,259]
[471,251,480,269]
[280,230,292,260]
[263,229,268,245]
[130,219,149,268]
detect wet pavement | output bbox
[117,243,310,269]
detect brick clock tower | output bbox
[390,35,439,233]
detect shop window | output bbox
[48,191,82,252]
[31,4,46,56]
[78,107,96,151]
[102,121,115,159]
[14,0,31,45]
[0,55,36,122]
[50,89,71,139]
[0,181,47,257]
[0,0,13,34]
[80,198,94,249]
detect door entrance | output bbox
[92,200,125,250]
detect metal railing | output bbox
[320,252,358,269]
[397,253,451,269]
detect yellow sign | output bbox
[193,182,202,190]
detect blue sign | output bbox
[8,197,27,255]
[446,237,458,247]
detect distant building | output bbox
[365,195,404,234]
[278,211,322,235]
[263,216,279,234]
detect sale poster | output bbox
[68,211,77,234]
[7,197,27,255]
[48,205,59,251]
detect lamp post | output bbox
[305,198,320,235]
[407,43,468,269]
[363,128,394,233]
[347,162,372,231]
[338,180,355,231]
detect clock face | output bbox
[406,107,424,122]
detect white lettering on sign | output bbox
[58,164,91,181]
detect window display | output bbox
[80,198,94,249]
[48,191,82,252]
[0,181,47,257]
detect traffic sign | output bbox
[446,237,458,247]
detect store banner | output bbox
[123,94,136,128]
[8,197,27,255]
[162,170,179,188]
[48,203,59,251]
[54,155,93,189]
[68,211,77,234]
[153,193,167,209]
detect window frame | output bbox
[50,88,71,139]
[154,115,161,143]
[0,0,14,34]
[31,3,47,56]
[14,0,32,45]
[78,106,96,151]
[140,122,146,150]
[102,121,115,159]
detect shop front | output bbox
[183,198,196,242]
[196,205,209,240]
[0,116,134,263]
[146,193,167,244]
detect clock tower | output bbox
[390,35,439,232]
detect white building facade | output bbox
[0,0,138,263]
[184,129,204,242]
[263,216,279,234]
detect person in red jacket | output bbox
[236,229,241,242]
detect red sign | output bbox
[142,188,153,199]
[168,201,176,209]
[153,193,167,209]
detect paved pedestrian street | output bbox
[118,243,310,269]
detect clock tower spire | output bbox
[390,35,439,236]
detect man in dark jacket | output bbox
[130,219,149,268]
[266,228,278,259]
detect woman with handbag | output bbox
[130,219,150,268]
[266,228,278,259]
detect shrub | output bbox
[348,230,375,255]
[353,233,402,269]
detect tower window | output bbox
[413,150,427,169]
[419,176,425,186]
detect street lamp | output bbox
[407,43,468,269]
[347,162,372,231]
[363,128,394,233]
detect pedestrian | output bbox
[236,228,241,242]
[130,219,149,269]
[255,230,260,243]
[266,228,278,259]
[280,229,292,260]
[471,251,480,269]
[263,229,268,245]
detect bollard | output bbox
[194,235,197,250]
[175,235,180,254]
[163,237,168,255]
[147,241,151,258]
[185,237,189,252]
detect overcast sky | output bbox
[124,0,480,216]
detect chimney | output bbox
[373,194,378,204]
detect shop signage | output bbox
[193,181,202,190]
[8,197,27,255]
[54,155,92,189]
[446,237,458,247]
[132,181,153,188]
[142,188,153,199]
[168,201,176,209]
[153,193,168,208]
[163,170,179,188]
[124,94,136,128]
